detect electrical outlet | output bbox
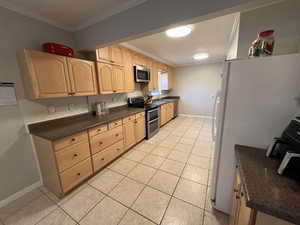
[68,104,75,111]
[47,106,56,114]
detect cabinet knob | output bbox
[101,158,105,161]
[236,195,240,199]
[113,90,117,93]
[234,188,239,193]
[71,138,76,142]
[97,129,101,132]
[99,141,103,145]
[73,153,78,157]
[77,173,81,176]
[116,148,120,151]
[115,134,119,137]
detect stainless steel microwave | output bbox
[134,65,150,83]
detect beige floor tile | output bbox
[182,165,209,185]
[61,185,104,221]
[151,146,172,158]
[36,208,76,225]
[135,143,157,153]
[4,195,57,225]
[165,135,181,142]
[89,169,124,194]
[108,158,137,175]
[142,154,165,169]
[119,210,156,225]
[132,187,171,224]
[148,170,179,195]
[188,155,210,169]
[80,197,127,225]
[123,150,148,162]
[174,143,193,153]
[0,188,43,220]
[203,210,229,225]
[109,178,145,207]
[159,159,185,176]
[127,164,156,184]
[174,178,207,208]
[192,145,212,158]
[161,197,204,225]
[158,140,178,149]
[167,150,189,163]
[179,138,196,145]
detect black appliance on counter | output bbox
[128,96,160,139]
[266,117,300,177]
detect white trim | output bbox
[0,181,42,208]
[178,113,213,119]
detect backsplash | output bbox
[20,84,144,125]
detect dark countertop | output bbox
[235,145,300,224]
[144,97,179,110]
[28,105,144,140]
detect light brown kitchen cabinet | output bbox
[135,113,146,143]
[96,45,123,66]
[123,116,136,150]
[19,49,98,99]
[123,48,135,92]
[97,62,114,94]
[167,66,174,89]
[97,62,125,93]
[112,65,125,93]
[67,58,98,96]
[160,103,174,126]
[230,169,293,225]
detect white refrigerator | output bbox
[210,53,300,214]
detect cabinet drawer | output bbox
[88,124,108,137]
[90,126,123,154]
[108,120,122,129]
[123,115,135,124]
[135,112,145,119]
[60,158,92,193]
[92,140,124,172]
[55,141,91,172]
[54,131,88,151]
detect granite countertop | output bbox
[28,105,145,140]
[145,96,180,110]
[235,145,300,224]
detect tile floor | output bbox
[0,116,229,225]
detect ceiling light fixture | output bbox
[193,53,209,60]
[166,26,192,38]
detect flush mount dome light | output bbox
[193,53,209,60]
[166,26,192,38]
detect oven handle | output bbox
[148,118,159,124]
[148,108,159,114]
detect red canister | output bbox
[42,43,74,57]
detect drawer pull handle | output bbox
[234,188,239,193]
[71,138,76,142]
[73,154,78,157]
[97,129,101,132]
[77,173,81,176]
[115,122,118,125]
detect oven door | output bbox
[147,118,160,139]
[147,108,159,121]
[134,66,150,83]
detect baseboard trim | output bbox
[178,114,213,119]
[0,181,42,208]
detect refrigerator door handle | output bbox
[212,93,220,142]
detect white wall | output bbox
[170,63,223,116]
[0,6,77,201]
[238,0,300,58]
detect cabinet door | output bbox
[167,66,174,89]
[67,58,97,96]
[112,65,125,93]
[96,47,111,63]
[123,49,135,92]
[152,61,158,90]
[160,105,167,126]
[111,45,124,65]
[169,103,174,120]
[123,120,136,150]
[135,117,146,143]
[24,50,71,98]
[230,170,242,225]
[97,62,114,94]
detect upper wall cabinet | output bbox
[96,45,124,66]
[19,50,97,99]
[123,48,135,92]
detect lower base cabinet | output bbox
[33,111,146,198]
[230,169,293,225]
[160,103,174,126]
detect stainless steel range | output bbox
[128,96,160,139]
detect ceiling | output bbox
[123,14,238,67]
[0,0,147,31]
